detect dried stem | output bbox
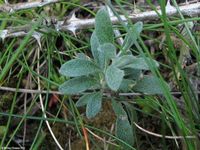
[36,47,63,150]
[134,122,197,139]
[85,127,118,147]
[0,0,60,13]
[1,86,200,96]
[1,2,200,39]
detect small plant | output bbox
[59,7,168,148]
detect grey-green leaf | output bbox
[59,59,100,77]
[116,117,134,147]
[98,43,116,59]
[124,68,142,80]
[86,92,102,119]
[122,22,143,51]
[76,53,89,60]
[97,43,116,69]
[95,7,114,44]
[90,31,100,63]
[76,93,95,107]
[119,79,136,92]
[133,75,170,94]
[112,100,134,146]
[111,100,127,117]
[59,77,99,94]
[125,57,159,70]
[105,65,124,91]
[112,55,136,68]
[112,55,159,70]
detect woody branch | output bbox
[0,2,200,39]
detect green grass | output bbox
[0,0,199,149]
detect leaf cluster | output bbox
[59,7,168,147]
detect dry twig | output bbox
[0,0,60,13]
[134,122,197,139]
[36,47,63,150]
[1,86,200,96]
[0,2,200,39]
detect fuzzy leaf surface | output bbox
[97,43,116,69]
[116,117,134,147]
[59,59,100,77]
[59,77,98,94]
[112,55,136,69]
[105,65,124,91]
[111,100,127,117]
[125,57,159,70]
[133,75,169,94]
[90,31,100,63]
[86,92,102,119]
[113,55,159,70]
[119,79,136,92]
[95,7,114,44]
[76,93,96,107]
[123,22,143,51]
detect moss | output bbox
[0,92,13,112]
[84,100,116,130]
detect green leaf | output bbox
[59,76,99,94]
[97,43,116,69]
[59,59,100,77]
[125,57,159,70]
[90,31,100,63]
[76,53,89,60]
[113,55,159,70]
[119,79,136,92]
[76,93,95,107]
[115,117,134,147]
[112,100,134,147]
[133,75,170,94]
[105,65,124,91]
[98,43,116,59]
[86,92,103,118]
[112,55,136,68]
[122,22,143,51]
[111,100,127,117]
[95,7,114,44]
[124,69,142,81]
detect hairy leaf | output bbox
[124,68,142,80]
[111,100,127,117]
[105,65,124,91]
[112,55,136,68]
[95,7,114,44]
[123,22,143,51]
[133,75,170,94]
[98,43,116,59]
[86,92,103,118]
[113,55,159,70]
[98,43,116,69]
[125,57,159,70]
[112,100,134,146]
[59,77,99,94]
[116,117,134,147]
[59,59,100,77]
[119,79,136,92]
[76,93,96,107]
[76,53,90,60]
[90,31,100,63]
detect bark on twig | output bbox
[0,0,60,13]
[0,2,200,39]
[1,86,200,96]
[59,2,200,31]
